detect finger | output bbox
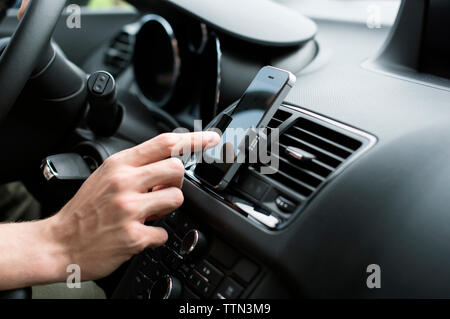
[18,0,30,20]
[134,187,184,221]
[122,132,220,167]
[135,224,169,249]
[152,185,170,192]
[134,158,185,192]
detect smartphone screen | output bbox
[194,66,295,189]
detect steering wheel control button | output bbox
[150,275,182,299]
[180,229,207,257]
[209,239,239,269]
[233,258,259,284]
[215,277,244,299]
[275,196,297,213]
[195,260,224,286]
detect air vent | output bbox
[267,109,292,129]
[252,105,375,216]
[104,30,135,77]
[186,105,376,230]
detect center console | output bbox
[113,210,262,299]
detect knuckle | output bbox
[169,188,184,208]
[103,154,120,168]
[154,229,169,246]
[124,224,144,250]
[112,195,133,213]
[148,228,168,248]
[158,133,180,154]
[158,133,178,147]
[167,157,185,174]
[108,174,124,191]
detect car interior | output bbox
[0,0,450,299]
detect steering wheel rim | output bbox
[0,0,66,122]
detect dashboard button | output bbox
[209,239,239,269]
[166,211,180,227]
[196,260,224,286]
[233,258,259,284]
[215,277,243,299]
[187,271,213,298]
[177,219,197,237]
[167,234,182,251]
[275,196,296,213]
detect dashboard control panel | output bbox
[127,210,262,299]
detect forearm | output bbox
[0,217,68,291]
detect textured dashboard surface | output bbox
[277,18,450,297]
[286,19,450,141]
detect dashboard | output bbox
[79,0,450,298]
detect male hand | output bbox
[45,132,219,282]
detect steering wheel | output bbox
[0,0,67,122]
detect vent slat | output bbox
[290,126,353,158]
[268,149,327,183]
[276,148,329,180]
[268,169,315,197]
[267,109,292,129]
[282,133,343,168]
[104,31,134,77]
[252,109,366,215]
[267,118,282,129]
[295,117,363,151]
[278,157,324,187]
[273,109,292,122]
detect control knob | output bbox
[180,229,207,257]
[149,275,182,299]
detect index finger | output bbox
[122,132,220,167]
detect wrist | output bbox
[0,215,70,290]
[32,216,71,285]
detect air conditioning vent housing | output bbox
[104,30,135,77]
[186,103,376,230]
[237,103,377,228]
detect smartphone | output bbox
[194,66,296,190]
